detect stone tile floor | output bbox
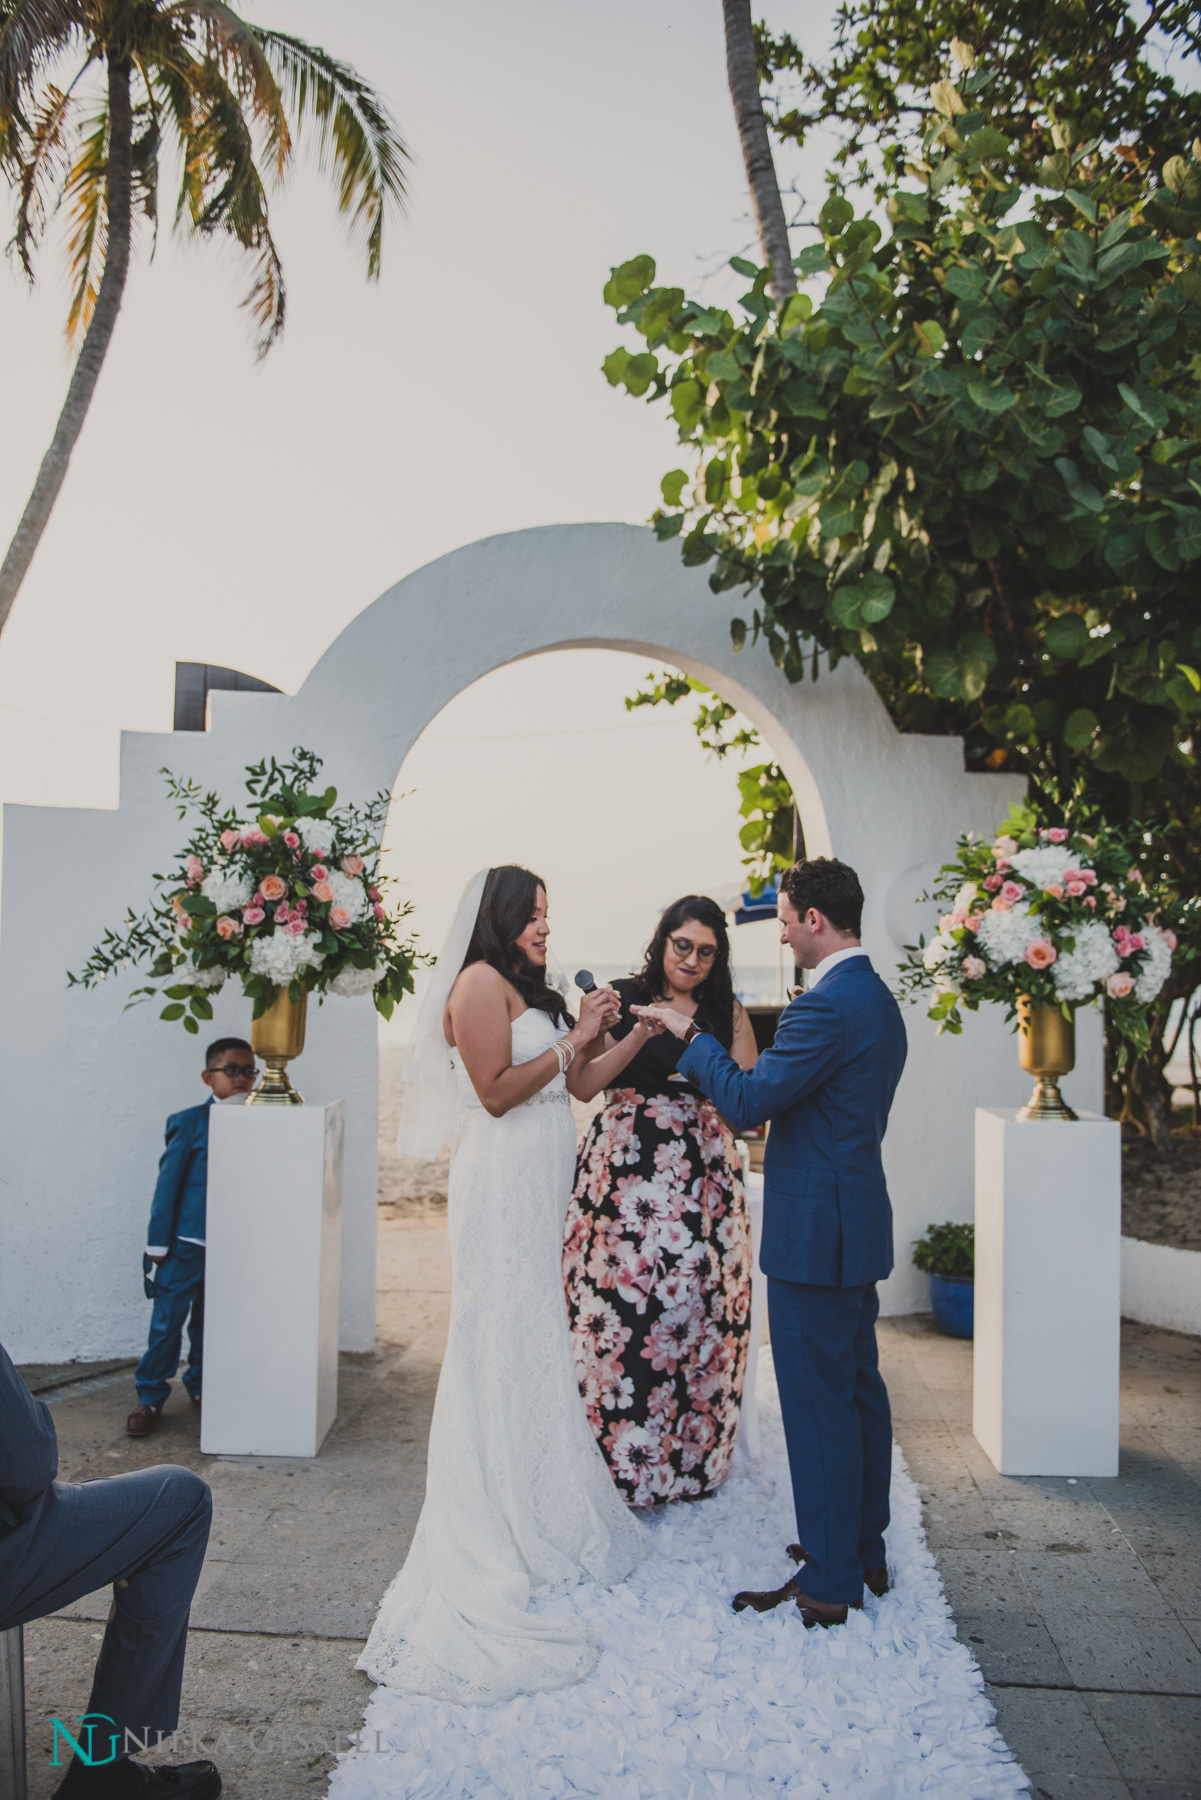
[16,1223,1201,1799]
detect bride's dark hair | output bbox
[462,864,572,1026]
[631,895,735,1048]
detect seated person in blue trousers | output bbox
[126,1040,255,1439]
[0,1339,220,1797]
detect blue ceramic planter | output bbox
[929,1273,974,1339]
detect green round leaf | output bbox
[1063,707,1100,749]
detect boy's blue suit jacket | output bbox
[677,958,908,1288]
[145,1098,213,1250]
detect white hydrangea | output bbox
[200,865,254,914]
[328,962,384,998]
[248,929,325,984]
[296,818,335,854]
[184,965,226,991]
[974,904,1041,965]
[1052,920,1119,1002]
[1134,924,1173,1003]
[923,933,952,972]
[1006,846,1093,889]
[954,881,978,910]
[327,868,369,923]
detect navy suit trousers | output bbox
[136,1243,205,1408]
[0,1464,211,1750]
[767,1279,892,1604]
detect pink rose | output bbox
[1083,896,1097,909]
[1044,827,1069,843]
[260,874,287,902]
[274,902,290,923]
[1163,929,1178,951]
[311,880,335,903]
[993,856,1011,872]
[1024,939,1057,969]
[1106,971,1135,998]
[962,956,986,980]
[1081,869,1098,886]
[241,828,266,847]
[1000,881,1025,905]
[963,913,981,932]
[310,864,329,882]
[329,905,353,930]
[992,836,1017,856]
[342,855,364,876]
[285,917,307,936]
[992,894,1013,912]
[1112,894,1127,912]
[283,831,300,849]
[373,903,385,921]
[1066,881,1086,897]
[368,887,381,902]
[984,873,1003,892]
[186,854,205,886]
[219,829,241,852]
[1044,883,1065,900]
[310,846,329,862]
[215,915,242,940]
[295,898,308,913]
[1128,933,1145,953]
[242,906,265,925]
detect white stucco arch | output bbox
[0,523,1101,1361]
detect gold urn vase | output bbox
[1016,998,1077,1121]
[247,988,307,1106]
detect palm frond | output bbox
[129,65,162,255]
[62,103,108,342]
[165,0,289,178]
[255,27,408,278]
[0,0,87,116]
[10,77,79,275]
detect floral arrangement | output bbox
[899,798,1175,1057]
[70,749,419,1033]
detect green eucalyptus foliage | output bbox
[603,78,1201,798]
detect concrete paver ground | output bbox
[17,1222,1201,1799]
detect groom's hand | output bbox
[631,1004,693,1040]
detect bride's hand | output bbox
[575,985,621,1043]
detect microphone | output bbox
[574,969,597,994]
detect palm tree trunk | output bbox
[722,0,796,301]
[0,55,134,637]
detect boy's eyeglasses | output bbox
[668,937,717,964]
[210,1062,257,1079]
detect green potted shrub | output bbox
[912,1222,974,1339]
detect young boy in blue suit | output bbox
[126,1038,256,1438]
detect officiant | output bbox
[563,897,758,1506]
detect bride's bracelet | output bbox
[552,1037,576,1075]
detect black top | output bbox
[607,977,719,1098]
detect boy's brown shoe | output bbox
[125,1403,162,1437]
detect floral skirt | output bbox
[563,1088,753,1506]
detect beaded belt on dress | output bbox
[520,1087,571,1108]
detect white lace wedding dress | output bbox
[359,1007,648,1705]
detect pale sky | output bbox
[0,0,832,1007]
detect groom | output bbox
[636,857,907,1628]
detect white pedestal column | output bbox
[973,1106,1120,1477]
[202,1101,345,1458]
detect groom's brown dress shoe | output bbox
[794,1589,863,1630]
[732,1575,799,1613]
[864,1566,889,1598]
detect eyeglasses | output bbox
[210,1063,256,1079]
[668,936,717,964]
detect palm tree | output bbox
[0,1,409,633]
[721,0,795,300]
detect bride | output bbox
[359,866,649,1705]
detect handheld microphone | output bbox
[574,969,597,994]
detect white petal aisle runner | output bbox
[331,1351,1027,1799]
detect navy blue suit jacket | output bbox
[678,957,908,1287]
[146,1099,212,1250]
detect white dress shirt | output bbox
[806,945,870,990]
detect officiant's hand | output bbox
[631,1003,693,1040]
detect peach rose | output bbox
[215,915,242,940]
[1163,929,1178,951]
[962,956,986,980]
[1044,883,1065,900]
[260,874,287,902]
[963,913,981,932]
[992,836,1017,856]
[329,904,353,930]
[991,894,1013,912]
[1106,971,1135,998]
[311,880,335,903]
[341,855,364,877]
[219,829,241,852]
[1066,881,1086,897]
[1024,939,1057,969]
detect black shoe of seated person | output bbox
[51,1756,222,1799]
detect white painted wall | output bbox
[0,523,1102,1360]
[1122,1237,1201,1336]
